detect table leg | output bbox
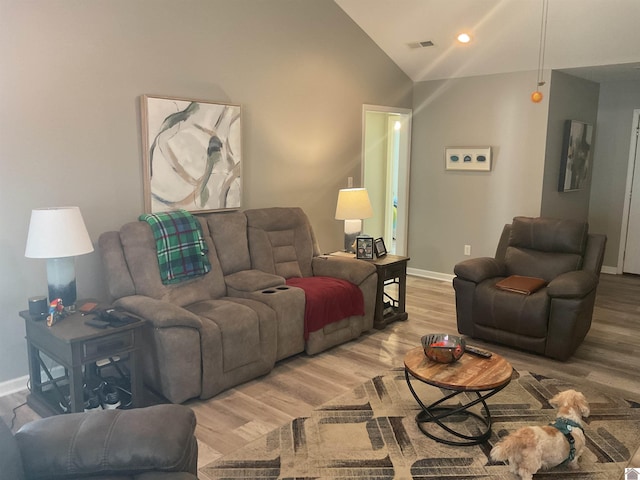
[405,368,509,446]
[69,365,84,413]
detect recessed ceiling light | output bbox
[457,33,471,44]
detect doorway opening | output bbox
[362,105,412,256]
[619,108,640,274]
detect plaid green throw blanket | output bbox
[139,210,211,284]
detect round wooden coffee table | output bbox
[404,345,513,446]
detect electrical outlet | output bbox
[464,244,471,256]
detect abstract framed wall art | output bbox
[558,119,593,192]
[141,95,242,213]
[445,147,492,171]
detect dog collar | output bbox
[549,418,584,466]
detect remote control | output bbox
[465,345,493,358]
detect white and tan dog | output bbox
[490,389,590,480]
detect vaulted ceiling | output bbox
[335,0,640,83]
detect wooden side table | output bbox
[366,254,410,329]
[404,346,513,446]
[20,309,145,416]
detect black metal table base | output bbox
[405,369,508,446]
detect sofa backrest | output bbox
[99,218,227,305]
[245,207,321,279]
[501,216,589,282]
[201,211,251,276]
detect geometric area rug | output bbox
[201,367,640,479]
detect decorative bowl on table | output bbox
[421,333,466,364]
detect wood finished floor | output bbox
[2,273,639,476]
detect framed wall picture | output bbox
[445,147,492,171]
[356,236,374,260]
[558,119,593,192]
[374,237,387,257]
[141,95,242,213]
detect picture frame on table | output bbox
[374,237,387,258]
[356,236,374,260]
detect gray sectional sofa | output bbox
[99,207,377,404]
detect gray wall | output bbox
[0,0,412,384]
[409,71,549,275]
[589,79,640,268]
[540,71,599,220]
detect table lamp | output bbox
[335,187,373,253]
[25,207,94,308]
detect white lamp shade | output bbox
[335,188,373,220]
[25,207,94,259]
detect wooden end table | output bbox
[404,345,513,446]
[328,252,410,329]
[366,254,410,329]
[20,308,145,416]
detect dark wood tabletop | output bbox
[404,346,513,391]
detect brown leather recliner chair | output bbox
[0,404,198,480]
[453,216,606,361]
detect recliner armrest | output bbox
[454,257,505,283]
[547,270,598,298]
[114,295,204,329]
[311,256,376,285]
[15,405,198,480]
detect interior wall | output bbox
[409,71,549,275]
[540,71,599,220]
[0,0,412,384]
[589,79,640,268]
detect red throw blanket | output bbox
[286,276,365,340]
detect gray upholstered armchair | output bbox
[453,216,606,361]
[0,404,198,480]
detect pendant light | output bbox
[531,0,549,103]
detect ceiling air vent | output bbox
[408,40,435,49]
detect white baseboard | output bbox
[0,365,67,399]
[0,375,29,398]
[601,265,617,275]
[407,267,454,282]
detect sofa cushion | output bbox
[186,299,261,371]
[204,211,251,275]
[15,405,197,480]
[286,276,364,340]
[509,216,588,255]
[245,207,318,278]
[504,247,583,283]
[474,278,550,338]
[118,221,227,305]
[504,217,588,282]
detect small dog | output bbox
[490,389,590,480]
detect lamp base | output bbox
[47,257,77,307]
[344,219,362,253]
